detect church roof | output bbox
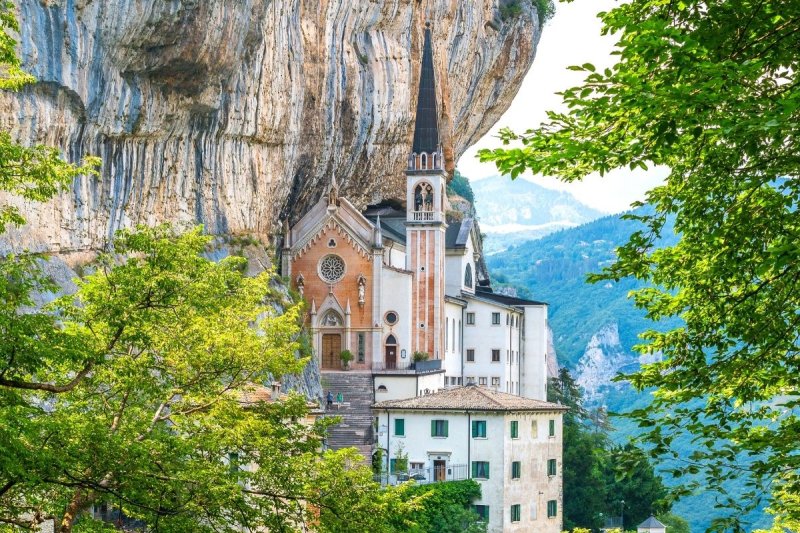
[445,218,474,249]
[638,516,666,529]
[473,286,547,306]
[411,26,440,154]
[373,384,567,412]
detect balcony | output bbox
[372,359,442,374]
[411,210,436,222]
[375,464,470,486]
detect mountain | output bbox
[485,209,771,532]
[471,176,606,254]
[0,1,543,254]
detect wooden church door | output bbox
[322,334,341,370]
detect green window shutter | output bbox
[395,418,404,436]
[390,459,397,474]
[431,420,436,436]
[443,420,449,437]
[471,420,477,438]
[510,420,519,438]
[486,462,490,479]
[471,462,477,478]
[549,419,555,436]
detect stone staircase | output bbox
[320,371,374,462]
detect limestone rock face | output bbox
[1,0,542,253]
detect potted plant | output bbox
[339,349,353,370]
[411,351,429,369]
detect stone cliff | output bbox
[0,0,542,254]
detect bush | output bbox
[412,351,429,363]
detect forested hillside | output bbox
[486,208,679,368]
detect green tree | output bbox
[447,170,476,206]
[389,480,486,533]
[658,512,691,533]
[0,226,417,532]
[480,0,800,527]
[0,7,414,531]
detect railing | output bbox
[411,211,436,222]
[375,464,470,486]
[372,359,442,373]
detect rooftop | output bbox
[473,285,547,306]
[638,516,667,529]
[372,384,567,412]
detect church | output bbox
[280,27,550,403]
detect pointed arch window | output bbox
[386,334,398,345]
[464,263,473,288]
[420,152,428,169]
[414,182,434,212]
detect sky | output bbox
[457,0,666,214]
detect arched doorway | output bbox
[320,310,343,370]
[385,334,398,370]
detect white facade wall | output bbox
[443,300,465,384]
[520,305,549,401]
[462,298,522,394]
[374,372,444,402]
[500,412,563,532]
[379,267,413,367]
[444,226,477,296]
[375,408,563,533]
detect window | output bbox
[357,332,365,363]
[466,312,475,325]
[466,349,475,362]
[549,419,556,437]
[410,462,424,470]
[228,452,239,475]
[473,505,489,521]
[548,459,557,476]
[511,461,521,479]
[319,254,346,283]
[471,461,490,479]
[431,419,449,437]
[472,420,487,438]
[531,420,538,438]
[491,349,500,362]
[510,420,519,439]
[491,377,500,387]
[466,376,475,384]
[390,458,401,474]
[464,263,473,288]
[478,377,487,386]
[451,319,456,351]
[511,504,521,522]
[547,500,558,518]
[394,418,405,437]
[491,312,501,325]
[385,311,398,325]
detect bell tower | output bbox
[406,24,447,360]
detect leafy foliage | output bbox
[550,369,670,531]
[447,170,475,206]
[388,480,486,533]
[480,0,800,526]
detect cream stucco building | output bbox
[373,385,567,533]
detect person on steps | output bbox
[326,391,334,410]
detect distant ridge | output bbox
[471,176,606,253]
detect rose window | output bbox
[319,255,345,283]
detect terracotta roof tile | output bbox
[372,385,567,412]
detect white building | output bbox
[373,385,567,533]
[281,25,551,403]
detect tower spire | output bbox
[412,24,439,155]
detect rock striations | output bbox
[1,0,543,254]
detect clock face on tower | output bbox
[319,254,346,283]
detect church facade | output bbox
[280,27,550,402]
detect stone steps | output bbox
[321,372,375,463]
